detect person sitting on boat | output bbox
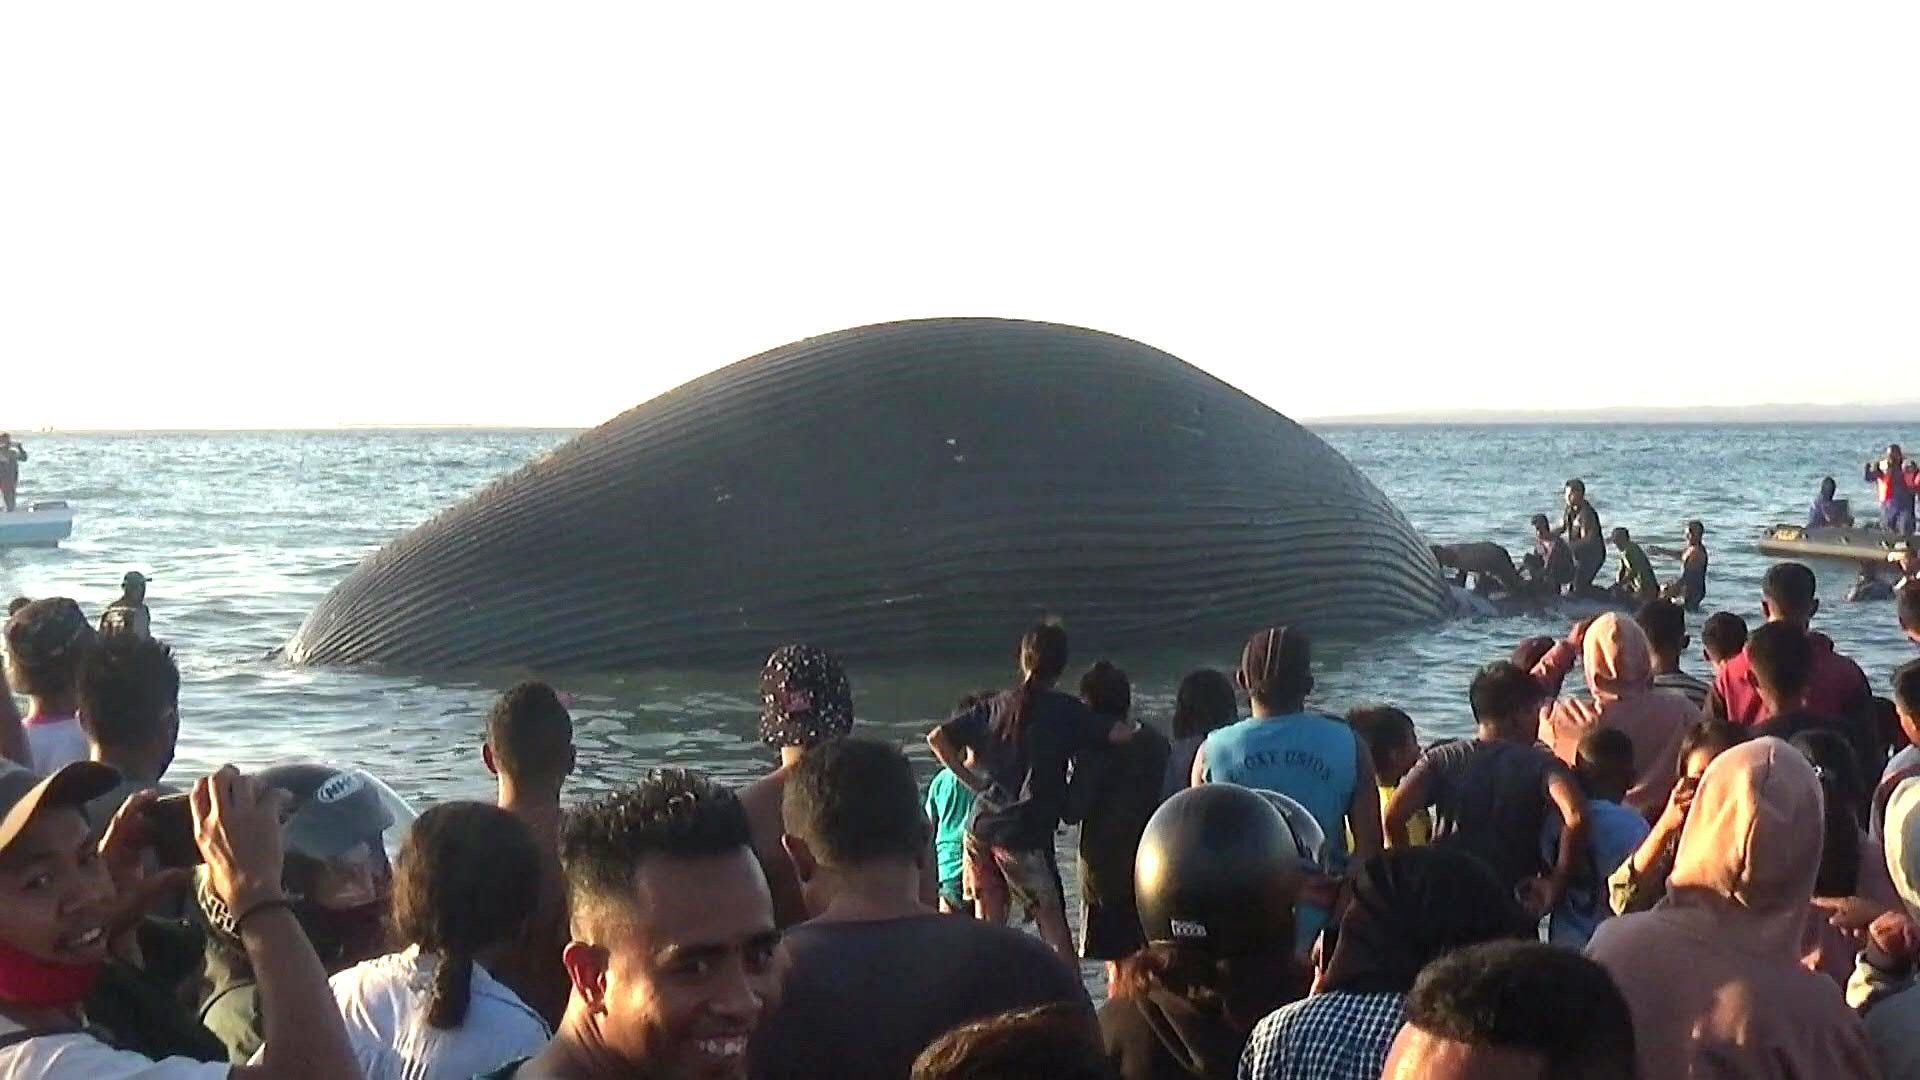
[0,434,23,514]
[1530,514,1576,593]
[1865,444,1919,535]
[1649,521,1709,611]
[1609,528,1660,606]
[100,571,152,640]
[1807,476,1853,529]
[1431,542,1526,597]
[1555,479,1607,597]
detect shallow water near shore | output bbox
[3,423,1913,987]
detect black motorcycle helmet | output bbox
[1136,784,1306,957]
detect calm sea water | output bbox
[0,424,1909,808]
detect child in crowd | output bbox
[1874,660,1920,838]
[924,691,993,914]
[1702,611,1748,674]
[4,597,98,771]
[1609,719,1748,914]
[1346,705,1429,847]
[1386,662,1588,919]
[1544,728,1649,948]
[330,802,550,1080]
[1161,668,1238,800]
[1068,661,1170,991]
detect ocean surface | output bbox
[2,424,1911,808]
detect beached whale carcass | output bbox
[284,319,1447,671]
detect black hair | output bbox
[1347,705,1418,775]
[393,802,542,1028]
[1745,621,1812,702]
[1171,669,1238,741]
[1820,475,1837,498]
[1240,626,1312,710]
[995,623,1069,747]
[910,1004,1110,1080]
[486,681,573,781]
[1762,562,1818,621]
[560,770,752,916]
[1469,662,1543,731]
[782,737,927,868]
[1404,940,1637,1080]
[1611,527,1630,543]
[1566,478,1586,497]
[76,634,179,752]
[1633,600,1687,657]
[1700,611,1748,661]
[1789,729,1865,897]
[1575,727,1635,803]
[4,598,27,617]
[1900,584,1920,636]
[1895,659,1920,719]
[1531,514,1551,532]
[1676,718,1747,776]
[1509,636,1555,672]
[1078,661,1131,719]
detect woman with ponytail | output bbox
[929,623,1140,962]
[330,801,548,1080]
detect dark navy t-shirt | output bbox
[937,689,1113,851]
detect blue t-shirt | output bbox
[1197,714,1360,867]
[1543,797,1650,949]
[924,768,975,891]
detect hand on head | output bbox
[192,765,292,913]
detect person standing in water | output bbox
[101,571,153,639]
[1193,625,1382,953]
[927,623,1140,963]
[1650,521,1709,611]
[1867,444,1918,535]
[1554,479,1605,597]
[0,434,24,513]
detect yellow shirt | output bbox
[1380,782,1430,847]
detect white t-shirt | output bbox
[328,945,549,1080]
[0,1015,227,1079]
[26,715,89,774]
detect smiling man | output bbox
[496,769,783,1080]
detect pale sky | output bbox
[4,4,1915,430]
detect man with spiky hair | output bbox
[485,770,782,1080]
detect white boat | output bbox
[0,502,75,548]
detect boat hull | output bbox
[0,504,74,549]
[1756,524,1906,566]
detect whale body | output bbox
[284,319,1446,671]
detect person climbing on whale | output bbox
[1530,514,1575,595]
[1555,479,1606,598]
[1430,542,1526,597]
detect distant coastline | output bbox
[1307,402,1920,426]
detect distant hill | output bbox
[1308,401,1920,426]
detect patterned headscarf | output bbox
[759,644,853,749]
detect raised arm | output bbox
[194,767,361,1080]
[927,724,988,795]
[1384,755,1434,850]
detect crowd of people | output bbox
[8,559,1920,1079]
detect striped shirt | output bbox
[1653,670,1710,711]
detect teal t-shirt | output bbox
[924,767,975,890]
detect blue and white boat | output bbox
[0,502,75,548]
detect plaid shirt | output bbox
[1239,990,1407,1080]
